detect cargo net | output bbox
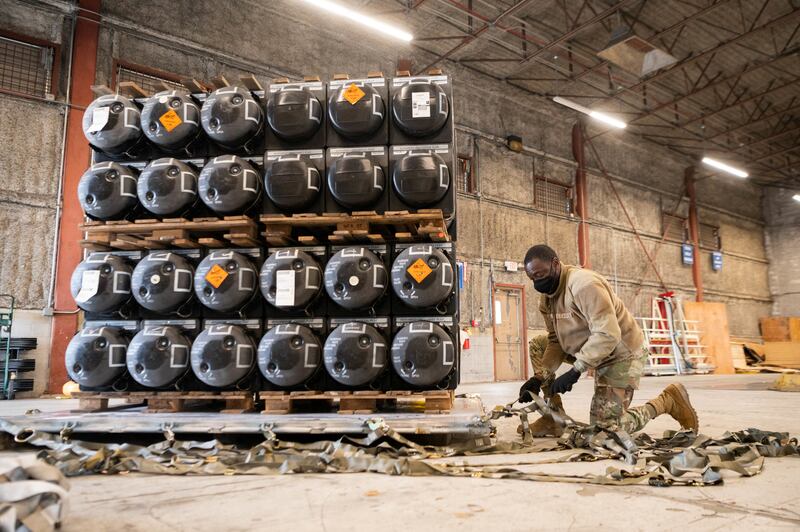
[0,36,54,98]
[116,65,184,95]
[2,395,797,487]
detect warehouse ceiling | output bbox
[380,0,800,187]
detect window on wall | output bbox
[699,223,721,250]
[114,61,184,95]
[661,213,688,242]
[0,33,57,99]
[534,178,572,215]
[456,155,476,194]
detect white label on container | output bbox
[75,270,101,303]
[275,269,296,307]
[87,107,110,133]
[412,92,430,118]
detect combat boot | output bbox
[517,395,566,438]
[646,383,699,432]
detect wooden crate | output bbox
[79,215,260,251]
[259,390,454,415]
[72,391,256,414]
[760,317,800,342]
[260,210,450,246]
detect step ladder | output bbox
[637,293,715,376]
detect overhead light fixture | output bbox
[701,157,749,178]
[552,96,627,129]
[301,0,413,42]
[506,135,523,153]
[793,193,800,202]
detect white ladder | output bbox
[637,295,715,376]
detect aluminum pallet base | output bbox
[0,397,490,438]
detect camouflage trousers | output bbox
[529,337,653,433]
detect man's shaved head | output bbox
[524,244,558,265]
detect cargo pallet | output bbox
[260,209,450,245]
[2,396,488,443]
[259,390,454,414]
[79,215,261,251]
[72,391,256,414]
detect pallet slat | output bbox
[72,391,255,414]
[259,390,454,414]
[79,216,259,251]
[260,210,450,244]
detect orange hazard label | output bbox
[205,264,229,288]
[343,83,365,105]
[407,258,433,283]
[159,108,183,132]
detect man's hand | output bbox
[551,368,581,395]
[518,377,542,403]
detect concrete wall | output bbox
[764,187,800,316]
[0,2,72,396]
[0,0,774,390]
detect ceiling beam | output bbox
[415,0,536,74]
[680,77,800,127]
[409,0,798,182]
[733,122,800,151]
[750,140,800,163]
[629,47,800,125]
[503,0,636,76]
[619,7,800,94]
[573,0,734,82]
[706,101,800,140]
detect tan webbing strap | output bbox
[0,412,796,488]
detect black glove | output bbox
[518,377,542,403]
[551,368,581,395]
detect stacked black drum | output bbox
[67,71,458,396]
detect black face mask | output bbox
[533,267,560,295]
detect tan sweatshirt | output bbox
[539,265,644,372]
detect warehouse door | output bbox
[493,285,526,381]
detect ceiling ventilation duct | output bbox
[597,25,677,77]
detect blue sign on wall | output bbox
[681,243,694,265]
[711,251,723,271]
[457,261,464,289]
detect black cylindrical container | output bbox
[140,89,201,150]
[200,86,263,149]
[137,158,198,217]
[78,162,139,220]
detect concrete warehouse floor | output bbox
[1,374,799,531]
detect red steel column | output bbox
[572,123,590,268]
[48,0,101,393]
[685,165,704,302]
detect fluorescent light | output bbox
[552,96,626,129]
[301,0,413,42]
[701,157,749,178]
[793,194,800,202]
[589,110,627,129]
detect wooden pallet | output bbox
[72,391,256,414]
[260,210,450,245]
[259,389,454,415]
[79,215,260,250]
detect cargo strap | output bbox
[0,453,69,532]
[0,401,797,487]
